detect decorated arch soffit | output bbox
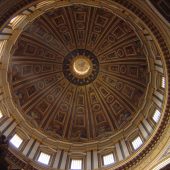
[0,0,169,170]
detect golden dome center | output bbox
[73,56,91,75]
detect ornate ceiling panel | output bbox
[8,5,149,142]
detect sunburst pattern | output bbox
[8,5,149,142]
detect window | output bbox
[38,152,51,165]
[161,76,165,88]
[103,153,115,166]
[152,109,161,123]
[71,159,82,170]
[132,136,143,150]
[0,110,3,118]
[10,134,23,148]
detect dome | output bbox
[0,1,169,170]
[8,5,149,142]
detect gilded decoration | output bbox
[8,5,149,142]
[0,0,169,170]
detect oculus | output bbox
[63,49,99,86]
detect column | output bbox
[121,139,129,158]
[60,151,68,170]
[53,149,61,169]
[86,151,91,170]
[28,141,40,159]
[93,150,98,169]
[3,122,17,136]
[115,142,123,161]
[23,138,35,156]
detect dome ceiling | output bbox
[8,5,149,142]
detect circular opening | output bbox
[73,57,91,76]
[63,49,99,85]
